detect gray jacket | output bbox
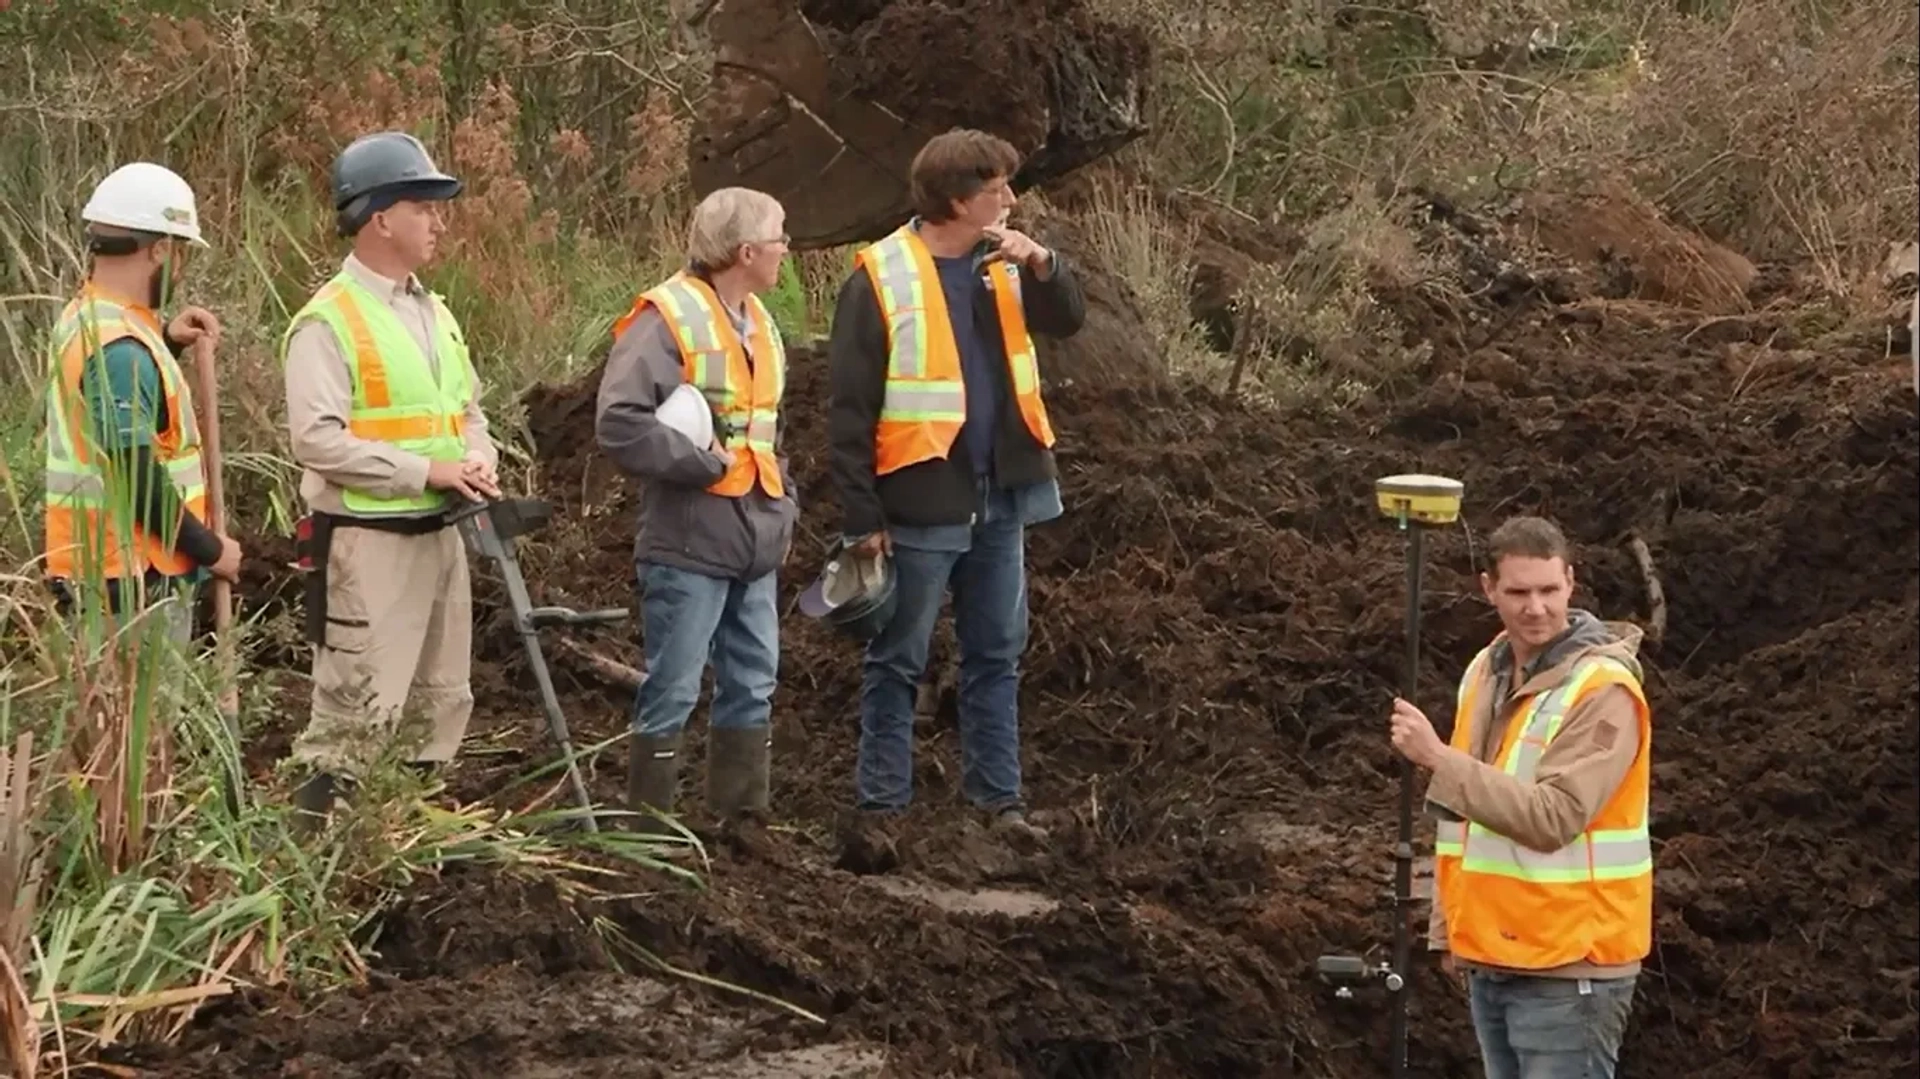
[594,303,796,581]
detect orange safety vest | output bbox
[1433,637,1654,971]
[854,224,1056,476]
[43,283,208,581]
[612,271,785,499]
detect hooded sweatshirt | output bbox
[1425,608,1651,981]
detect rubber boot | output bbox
[627,732,684,837]
[707,725,771,818]
[290,771,339,839]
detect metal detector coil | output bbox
[1374,473,1464,526]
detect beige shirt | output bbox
[283,254,497,517]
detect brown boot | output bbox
[707,725,771,818]
[627,732,684,837]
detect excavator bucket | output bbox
[689,0,1152,249]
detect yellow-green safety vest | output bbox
[282,271,474,516]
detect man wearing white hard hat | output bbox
[597,186,796,835]
[43,161,243,644]
[280,131,501,825]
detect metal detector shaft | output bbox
[496,541,599,831]
[453,499,601,832]
[1389,520,1424,1078]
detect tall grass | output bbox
[0,4,728,1074]
[0,600,700,1074]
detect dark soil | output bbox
[132,191,1918,1079]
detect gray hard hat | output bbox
[330,131,461,235]
[798,538,899,643]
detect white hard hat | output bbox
[657,383,715,448]
[81,162,208,247]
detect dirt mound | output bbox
[1516,182,1759,314]
[146,195,1918,1077]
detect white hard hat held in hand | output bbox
[657,383,716,449]
[82,162,209,247]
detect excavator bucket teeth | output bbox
[690,0,1152,248]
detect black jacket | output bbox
[826,249,1086,536]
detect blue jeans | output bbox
[1468,970,1636,1079]
[632,561,779,738]
[855,488,1034,813]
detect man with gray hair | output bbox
[597,186,796,834]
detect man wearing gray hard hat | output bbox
[280,130,502,826]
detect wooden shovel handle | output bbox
[189,338,238,718]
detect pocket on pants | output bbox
[323,615,372,655]
[1504,976,1635,1061]
[322,530,373,655]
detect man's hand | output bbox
[1389,697,1447,769]
[167,306,222,351]
[209,535,243,584]
[1439,952,1463,986]
[982,226,1053,277]
[427,458,488,502]
[461,451,502,498]
[709,436,735,467]
[849,530,891,558]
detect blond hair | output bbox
[686,187,784,271]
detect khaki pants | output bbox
[292,525,473,777]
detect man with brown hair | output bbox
[1387,515,1653,1079]
[826,128,1085,840]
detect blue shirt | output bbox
[82,339,168,449]
[931,254,1001,478]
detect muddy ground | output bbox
[130,186,1918,1079]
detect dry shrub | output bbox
[1103,0,1912,320]
[1071,174,1212,376]
[624,89,689,205]
[1235,190,1434,403]
[1620,0,1918,299]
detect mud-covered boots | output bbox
[707,725,771,819]
[290,771,348,838]
[627,732,684,837]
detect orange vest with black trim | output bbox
[1433,637,1654,971]
[43,283,209,580]
[853,224,1056,476]
[612,271,786,499]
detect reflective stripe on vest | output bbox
[42,286,209,580]
[282,272,473,515]
[856,224,1056,476]
[1457,658,1652,881]
[613,271,787,500]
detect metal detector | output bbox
[1315,472,1464,1078]
[449,496,629,832]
